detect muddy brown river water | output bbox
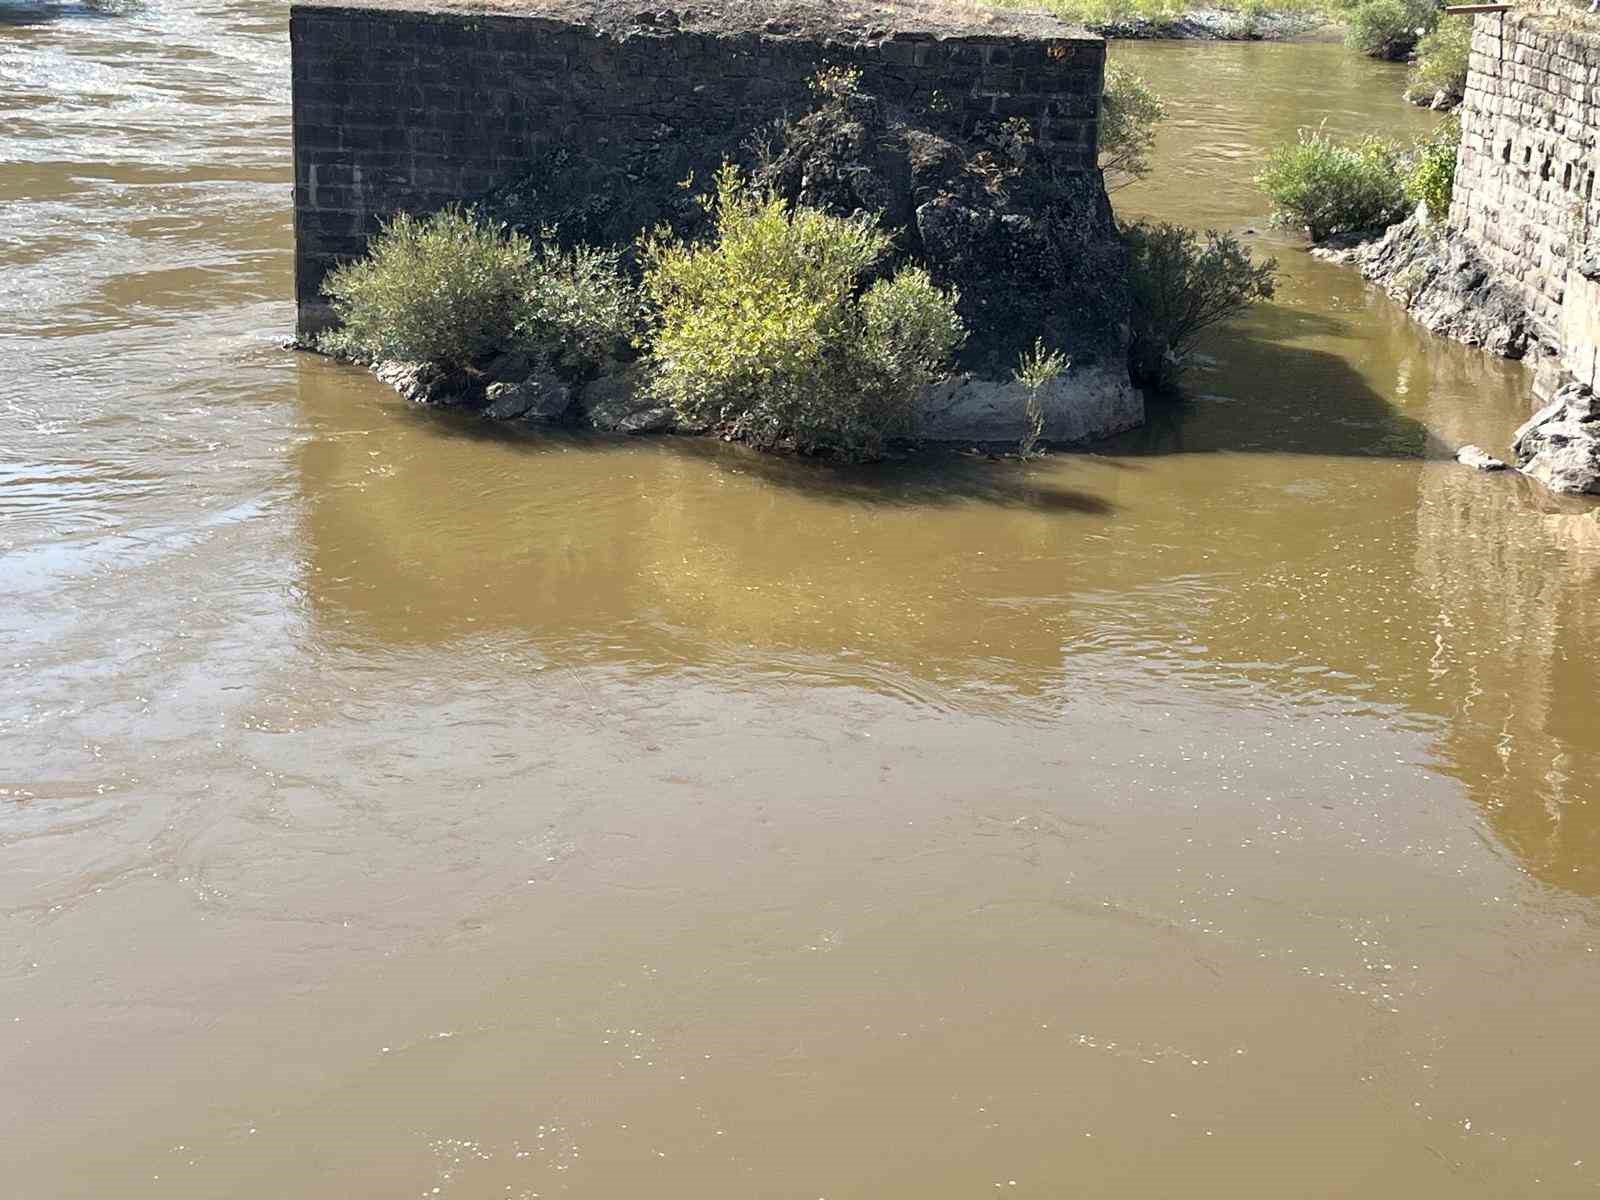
[3,5,1600,1196]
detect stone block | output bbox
[291,2,1107,337]
[917,366,1142,444]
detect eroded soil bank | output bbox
[4,14,1600,1200]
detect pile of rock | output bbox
[1455,444,1507,472]
[750,80,1129,378]
[368,354,682,434]
[1355,209,1536,361]
[365,352,1144,447]
[1512,382,1600,495]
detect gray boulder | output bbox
[917,365,1144,444]
[1356,210,1536,361]
[482,350,537,385]
[483,372,571,422]
[577,363,680,434]
[372,359,461,406]
[1512,384,1600,495]
[1455,444,1508,471]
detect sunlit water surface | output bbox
[3,8,1599,1196]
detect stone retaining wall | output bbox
[1563,255,1600,390]
[290,2,1106,336]
[1450,11,1600,383]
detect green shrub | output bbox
[519,244,642,374]
[1013,339,1069,459]
[1344,0,1438,60]
[640,166,964,461]
[319,207,535,371]
[319,207,639,378]
[1255,126,1409,241]
[1408,14,1470,102]
[859,267,967,394]
[1124,221,1277,392]
[1404,114,1460,221]
[1100,62,1168,190]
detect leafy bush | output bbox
[319,207,639,378]
[1344,0,1438,60]
[1404,114,1460,221]
[1124,221,1277,392]
[319,207,535,371]
[640,166,964,461]
[1013,340,1069,459]
[1255,126,1409,241]
[520,244,641,374]
[1100,62,1168,190]
[1408,14,1470,103]
[859,266,967,396]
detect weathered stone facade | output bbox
[1451,11,1600,387]
[290,1,1107,337]
[1564,252,1600,389]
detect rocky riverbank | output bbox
[365,353,1146,449]
[1512,382,1600,495]
[1090,6,1335,41]
[1314,208,1540,361]
[1314,213,1600,496]
[1403,85,1461,112]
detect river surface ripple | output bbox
[2,7,1599,1197]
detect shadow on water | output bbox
[370,308,1450,520]
[1109,326,1442,461]
[666,436,1118,514]
[385,390,1118,515]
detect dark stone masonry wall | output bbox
[1451,11,1600,388]
[291,1,1107,335]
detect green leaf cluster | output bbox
[1255,126,1410,242]
[1099,62,1168,191]
[318,206,638,376]
[1408,15,1471,102]
[1013,339,1070,459]
[1014,340,1069,394]
[1124,221,1278,392]
[1343,0,1439,60]
[521,243,642,374]
[319,207,532,370]
[1403,114,1460,223]
[640,166,964,461]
